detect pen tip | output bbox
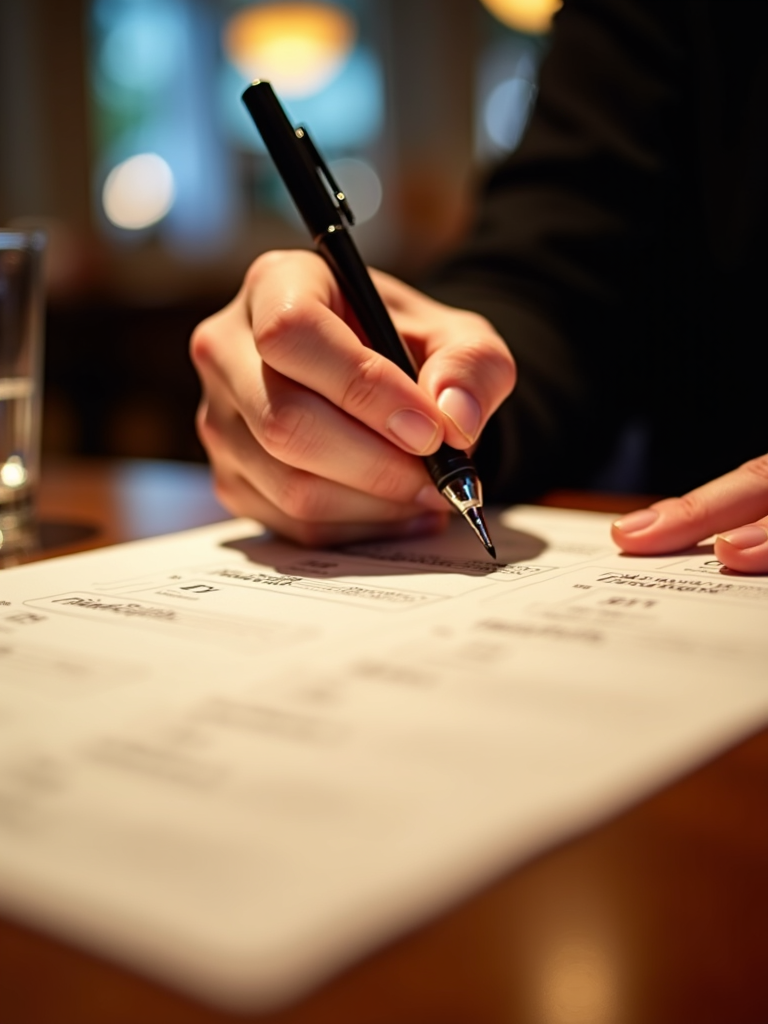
[463,506,496,560]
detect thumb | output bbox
[418,314,517,451]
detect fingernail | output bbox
[613,508,660,534]
[386,409,439,454]
[718,525,768,550]
[437,387,481,445]
[415,484,449,511]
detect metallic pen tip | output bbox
[463,506,496,560]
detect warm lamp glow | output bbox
[538,940,618,1024]
[223,3,357,99]
[480,0,562,34]
[1,455,28,489]
[102,153,175,230]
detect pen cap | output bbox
[242,81,340,239]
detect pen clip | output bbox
[295,126,356,227]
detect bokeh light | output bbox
[0,455,28,489]
[98,3,183,92]
[223,2,357,99]
[102,153,176,230]
[328,158,382,223]
[538,940,618,1024]
[484,76,537,150]
[480,0,562,34]
[220,44,384,153]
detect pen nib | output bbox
[462,506,496,560]
[439,471,497,559]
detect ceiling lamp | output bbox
[223,3,357,99]
[479,0,562,34]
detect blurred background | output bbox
[0,0,559,464]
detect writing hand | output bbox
[611,455,768,573]
[190,250,516,546]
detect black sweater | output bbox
[428,0,767,500]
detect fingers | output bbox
[197,383,445,521]
[372,271,517,450]
[248,253,446,457]
[195,314,444,509]
[210,467,448,547]
[191,250,517,547]
[714,517,768,574]
[197,394,449,545]
[248,254,516,457]
[611,454,768,573]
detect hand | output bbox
[611,455,768,573]
[190,250,516,546]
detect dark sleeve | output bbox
[426,0,687,501]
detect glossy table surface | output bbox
[1,460,766,1024]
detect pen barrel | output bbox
[242,81,486,516]
[423,445,477,491]
[242,82,334,239]
[318,229,418,380]
[319,229,477,493]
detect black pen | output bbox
[241,81,496,559]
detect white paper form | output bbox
[0,507,766,1009]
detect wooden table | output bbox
[1,460,766,1024]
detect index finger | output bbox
[248,254,447,457]
[611,455,768,555]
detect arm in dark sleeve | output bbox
[427,0,687,501]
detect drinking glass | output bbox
[0,229,46,555]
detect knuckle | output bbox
[195,400,219,452]
[257,395,318,464]
[211,474,229,505]
[340,353,386,416]
[255,302,313,362]
[364,452,413,503]
[195,398,227,449]
[456,309,495,337]
[447,315,516,389]
[674,491,708,523]
[189,317,219,370]
[195,401,211,441]
[493,341,517,390]
[476,342,516,395]
[211,471,238,515]
[277,468,326,522]
[475,330,516,384]
[243,249,290,290]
